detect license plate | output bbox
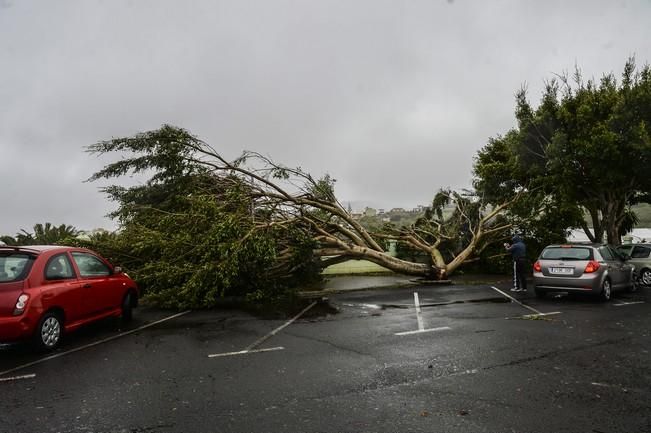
[550,267,573,275]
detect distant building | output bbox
[410,204,430,213]
[390,207,406,213]
[76,228,110,241]
[378,208,385,215]
[363,207,377,217]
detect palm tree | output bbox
[15,223,79,245]
[0,235,17,246]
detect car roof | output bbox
[545,243,605,248]
[0,245,78,255]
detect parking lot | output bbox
[2,280,651,433]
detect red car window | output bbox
[71,252,111,277]
[45,254,76,280]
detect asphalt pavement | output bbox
[1,278,651,433]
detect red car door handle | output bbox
[83,283,92,288]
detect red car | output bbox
[0,245,138,350]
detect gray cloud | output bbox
[1,0,650,235]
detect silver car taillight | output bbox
[584,260,601,273]
[13,294,29,316]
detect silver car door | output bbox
[610,246,631,287]
[600,247,622,287]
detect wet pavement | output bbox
[2,279,651,432]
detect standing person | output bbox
[505,235,527,292]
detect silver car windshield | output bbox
[541,247,593,261]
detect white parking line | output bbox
[520,312,562,319]
[394,292,452,336]
[395,327,451,336]
[414,292,425,331]
[491,286,561,319]
[208,347,285,358]
[0,373,36,383]
[614,301,645,307]
[208,301,317,358]
[244,301,317,351]
[0,310,191,378]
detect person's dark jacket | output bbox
[507,235,526,259]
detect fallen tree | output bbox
[88,125,522,286]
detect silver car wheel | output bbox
[642,269,651,286]
[41,316,61,347]
[602,279,611,301]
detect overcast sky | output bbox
[1,0,650,235]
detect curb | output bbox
[296,275,519,299]
[297,281,418,298]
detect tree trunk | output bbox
[606,225,621,245]
[603,198,625,245]
[445,238,479,276]
[604,214,622,245]
[583,207,603,243]
[320,247,438,278]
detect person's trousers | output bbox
[513,257,528,290]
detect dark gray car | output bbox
[533,244,635,301]
[616,243,651,286]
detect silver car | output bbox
[616,243,651,286]
[533,244,635,301]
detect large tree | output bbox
[475,58,651,245]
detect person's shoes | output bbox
[510,288,520,292]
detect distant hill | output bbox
[342,201,384,213]
[581,204,651,229]
[633,204,651,227]
[350,202,651,229]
